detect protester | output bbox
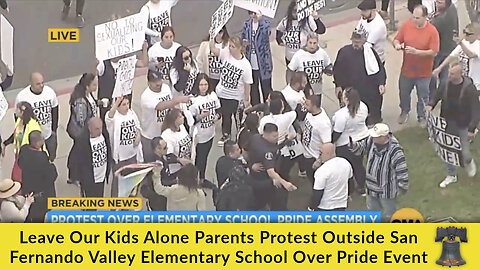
[276,0,326,66]
[0,179,34,223]
[350,123,409,221]
[379,0,390,19]
[76,118,111,197]
[161,108,193,162]
[429,0,459,100]
[357,0,387,63]
[196,26,229,90]
[18,131,57,222]
[0,64,13,174]
[148,26,182,82]
[62,0,85,27]
[237,113,259,157]
[281,71,307,113]
[288,33,332,97]
[15,72,59,162]
[140,0,179,46]
[216,165,256,211]
[209,36,253,146]
[427,61,480,187]
[153,163,206,211]
[215,140,244,189]
[332,88,369,195]
[393,5,439,127]
[2,102,45,182]
[106,96,143,197]
[189,74,221,180]
[310,143,353,211]
[170,46,199,97]
[334,29,386,126]
[242,10,273,105]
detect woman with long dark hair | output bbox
[148,26,182,83]
[161,108,193,163]
[170,46,199,97]
[237,112,259,158]
[332,88,369,195]
[189,74,220,180]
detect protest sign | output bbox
[233,0,279,18]
[0,15,13,70]
[95,13,145,61]
[296,0,326,21]
[0,90,7,121]
[427,113,464,167]
[112,55,136,98]
[210,0,234,37]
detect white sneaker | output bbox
[466,160,477,178]
[298,171,307,178]
[440,175,457,188]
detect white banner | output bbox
[112,55,136,98]
[0,15,14,70]
[234,0,279,18]
[210,0,235,37]
[0,90,8,121]
[427,114,464,167]
[95,13,145,61]
[296,0,326,21]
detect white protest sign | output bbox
[0,15,13,70]
[95,13,145,61]
[296,0,326,21]
[233,0,279,18]
[112,55,136,98]
[427,114,464,167]
[0,90,8,121]
[210,0,235,37]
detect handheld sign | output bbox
[296,0,326,21]
[95,13,145,61]
[112,55,137,98]
[0,15,13,71]
[0,90,7,121]
[427,113,464,167]
[210,0,235,37]
[233,0,279,18]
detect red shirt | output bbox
[395,20,440,78]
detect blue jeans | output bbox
[445,121,472,176]
[429,53,449,101]
[366,195,397,222]
[399,75,431,121]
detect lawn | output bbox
[287,127,480,222]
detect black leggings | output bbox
[195,138,213,179]
[336,145,366,193]
[251,70,272,106]
[219,98,239,136]
[381,0,390,11]
[63,0,85,15]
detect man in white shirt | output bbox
[281,71,307,113]
[15,73,59,161]
[357,0,387,63]
[310,143,353,211]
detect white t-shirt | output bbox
[96,59,121,77]
[276,16,318,61]
[356,12,387,63]
[105,110,141,163]
[148,41,181,82]
[170,62,199,96]
[250,22,260,71]
[189,92,221,143]
[216,49,253,101]
[161,125,193,159]
[258,111,297,144]
[450,40,480,89]
[86,93,98,117]
[302,110,332,159]
[332,102,369,147]
[90,135,108,184]
[15,86,59,139]
[281,85,306,111]
[140,0,178,43]
[314,157,353,210]
[288,48,331,95]
[140,84,173,140]
[208,42,224,80]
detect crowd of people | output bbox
[0,0,478,222]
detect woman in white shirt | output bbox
[140,0,179,46]
[161,108,193,162]
[0,178,34,223]
[209,36,253,146]
[189,74,221,180]
[148,26,182,82]
[170,46,199,97]
[106,96,143,197]
[196,26,230,90]
[331,88,369,195]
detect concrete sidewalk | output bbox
[0,1,471,209]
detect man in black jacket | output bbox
[427,61,480,188]
[76,117,111,197]
[215,140,243,189]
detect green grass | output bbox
[287,127,480,222]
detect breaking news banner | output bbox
[1,223,479,269]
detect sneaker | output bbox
[217,135,229,147]
[439,175,457,188]
[466,159,477,178]
[61,3,71,21]
[298,171,307,178]
[397,112,409,124]
[76,15,85,28]
[418,119,427,128]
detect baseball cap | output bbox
[369,123,390,138]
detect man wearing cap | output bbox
[350,123,409,221]
[333,29,386,126]
[357,0,387,64]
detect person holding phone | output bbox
[148,26,182,83]
[170,46,199,97]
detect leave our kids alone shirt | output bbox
[141,0,178,43]
[90,135,108,183]
[161,125,192,159]
[141,84,173,140]
[148,41,182,82]
[189,92,221,143]
[277,16,319,61]
[215,48,253,101]
[15,86,59,139]
[209,42,224,81]
[288,48,331,95]
[106,110,141,163]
